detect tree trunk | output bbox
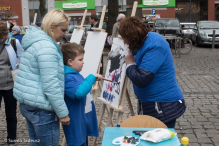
[39,0,47,19]
[107,0,118,36]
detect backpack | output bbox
[11,38,17,57]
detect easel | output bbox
[69,9,87,44]
[91,2,138,146]
[91,5,106,102]
[33,13,37,25]
[74,9,87,30]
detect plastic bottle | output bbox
[180,137,189,146]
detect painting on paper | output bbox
[100,38,129,108]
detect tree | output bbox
[39,0,47,18]
[176,2,200,22]
[107,0,118,35]
[36,0,66,19]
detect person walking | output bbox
[12,26,22,44]
[112,14,125,39]
[13,9,70,146]
[0,22,22,144]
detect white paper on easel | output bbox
[80,31,107,78]
[100,38,129,108]
[70,29,84,44]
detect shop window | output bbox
[69,16,90,27]
[175,2,200,22]
[215,4,219,21]
[29,0,48,26]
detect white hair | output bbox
[116,14,125,22]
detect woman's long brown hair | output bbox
[118,16,148,51]
[0,22,9,39]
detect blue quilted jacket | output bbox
[13,25,69,118]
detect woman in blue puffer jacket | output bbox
[119,17,186,128]
[13,9,70,146]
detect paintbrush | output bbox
[103,78,117,84]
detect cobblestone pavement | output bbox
[0,45,219,146]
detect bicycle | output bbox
[174,37,193,55]
[164,32,193,55]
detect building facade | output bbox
[1,0,219,26]
[55,0,96,25]
[0,0,22,25]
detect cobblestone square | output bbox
[0,46,219,146]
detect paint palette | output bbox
[112,136,140,146]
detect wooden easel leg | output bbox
[60,123,66,146]
[92,90,98,102]
[61,136,66,146]
[116,112,123,126]
[92,104,106,146]
[106,106,115,127]
[126,89,135,116]
[98,81,102,91]
[107,108,114,126]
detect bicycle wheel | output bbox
[177,38,192,55]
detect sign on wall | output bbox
[143,0,168,6]
[138,0,175,8]
[55,0,95,10]
[63,2,87,9]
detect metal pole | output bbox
[212,30,215,49]
[190,0,191,21]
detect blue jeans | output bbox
[20,103,60,146]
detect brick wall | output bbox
[142,7,175,18]
[0,0,22,26]
[208,0,216,20]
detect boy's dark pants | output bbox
[0,89,17,142]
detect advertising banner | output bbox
[138,0,175,8]
[55,0,95,10]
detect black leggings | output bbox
[0,89,17,142]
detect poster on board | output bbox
[100,38,129,108]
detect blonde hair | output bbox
[41,9,69,42]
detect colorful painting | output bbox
[100,38,129,108]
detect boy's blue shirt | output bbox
[63,65,99,146]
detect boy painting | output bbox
[61,43,102,146]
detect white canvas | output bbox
[80,31,107,78]
[100,38,129,108]
[70,29,84,44]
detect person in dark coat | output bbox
[142,16,150,31]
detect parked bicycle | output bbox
[173,37,193,55]
[163,32,192,55]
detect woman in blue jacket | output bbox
[13,9,70,146]
[119,17,186,128]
